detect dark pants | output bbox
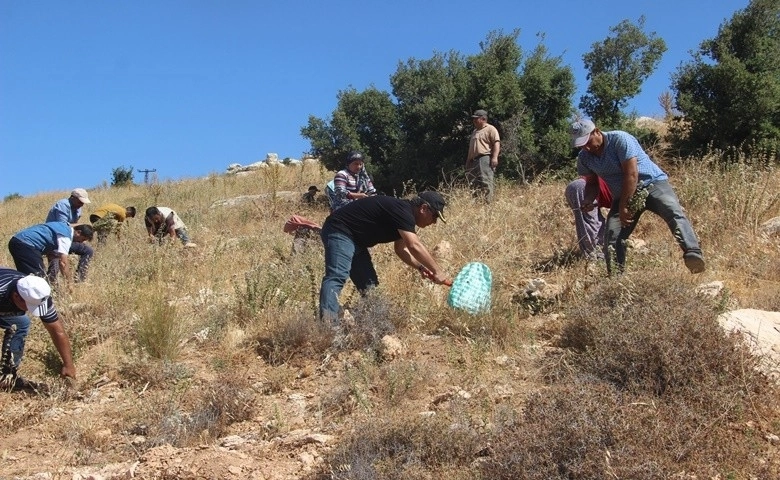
[604,180,701,274]
[8,237,46,277]
[46,242,93,282]
[466,154,495,203]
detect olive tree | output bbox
[302,30,576,192]
[671,0,780,157]
[580,17,666,128]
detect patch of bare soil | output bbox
[0,331,541,480]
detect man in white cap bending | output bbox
[0,268,75,391]
[45,188,94,282]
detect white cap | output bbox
[17,275,51,316]
[71,188,91,204]
[570,119,596,148]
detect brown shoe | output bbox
[683,251,706,274]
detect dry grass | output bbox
[1,156,779,478]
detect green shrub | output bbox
[111,165,134,187]
[482,273,780,479]
[3,192,22,202]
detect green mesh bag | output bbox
[447,262,492,315]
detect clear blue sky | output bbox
[0,0,749,197]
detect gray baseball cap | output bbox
[570,119,596,148]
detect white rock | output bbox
[380,335,403,360]
[718,309,780,380]
[695,281,724,298]
[760,216,780,236]
[220,435,245,448]
[493,355,509,366]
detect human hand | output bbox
[619,207,634,226]
[61,364,76,380]
[418,266,449,285]
[430,272,451,285]
[580,202,596,213]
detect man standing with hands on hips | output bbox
[465,109,501,203]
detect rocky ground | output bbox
[0,327,543,480]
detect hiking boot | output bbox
[683,251,706,274]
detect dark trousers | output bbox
[604,180,701,274]
[46,241,93,282]
[8,237,46,277]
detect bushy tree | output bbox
[302,30,576,192]
[390,50,470,190]
[671,0,780,157]
[580,17,667,128]
[515,39,576,179]
[111,165,134,187]
[301,87,401,189]
[3,193,22,202]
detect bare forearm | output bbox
[44,321,75,378]
[406,244,442,276]
[491,143,500,162]
[394,239,440,274]
[583,179,600,205]
[58,256,71,282]
[619,172,638,209]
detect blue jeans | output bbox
[173,227,191,245]
[319,224,378,322]
[0,314,31,368]
[604,180,702,274]
[154,227,190,245]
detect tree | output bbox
[580,17,667,128]
[302,31,576,192]
[671,0,780,157]
[301,86,401,189]
[515,38,576,178]
[390,49,471,189]
[111,166,134,187]
[3,193,22,202]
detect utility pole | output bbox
[137,168,157,184]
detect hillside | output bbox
[0,158,779,480]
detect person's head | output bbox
[345,151,365,174]
[12,275,52,316]
[145,206,163,225]
[126,206,137,218]
[69,188,91,208]
[411,191,447,228]
[73,224,94,243]
[570,119,603,154]
[471,109,488,128]
[307,186,319,193]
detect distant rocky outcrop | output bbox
[226,153,319,175]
